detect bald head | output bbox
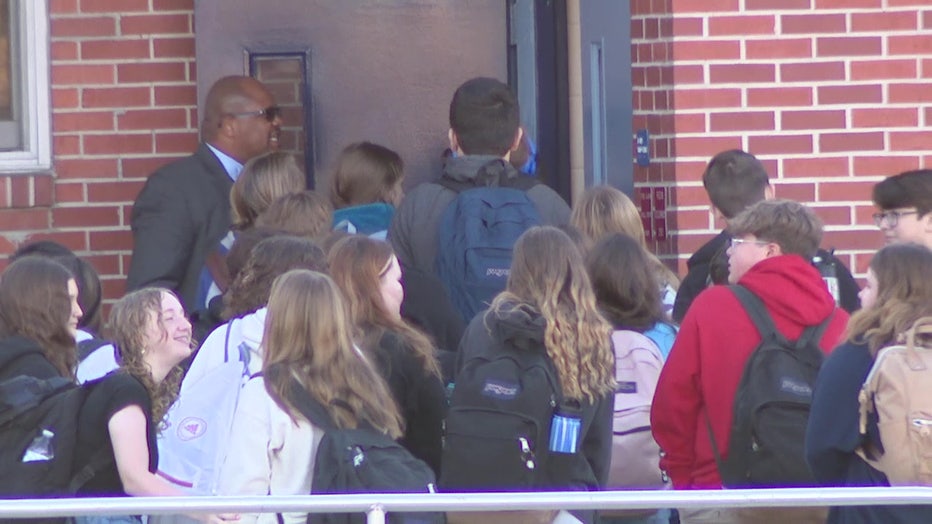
[202,75,280,162]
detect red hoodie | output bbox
[650,254,849,489]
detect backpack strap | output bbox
[435,170,539,195]
[67,445,113,494]
[287,378,339,432]
[730,285,784,343]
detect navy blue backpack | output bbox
[435,172,540,323]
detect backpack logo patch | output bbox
[779,377,813,398]
[481,379,520,399]
[616,381,638,394]
[177,417,207,441]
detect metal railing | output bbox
[2,488,932,523]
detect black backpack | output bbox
[0,374,111,498]
[440,333,566,492]
[710,285,832,488]
[287,380,443,524]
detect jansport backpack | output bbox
[435,170,540,323]
[607,330,668,490]
[0,374,110,498]
[287,379,443,524]
[712,285,833,488]
[440,334,565,492]
[856,316,932,485]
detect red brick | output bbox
[850,59,918,81]
[670,185,710,208]
[117,62,187,84]
[782,158,849,178]
[89,229,132,251]
[852,108,918,128]
[82,87,151,108]
[51,16,116,37]
[671,17,703,37]
[34,176,53,207]
[811,205,854,226]
[815,0,880,7]
[747,135,813,155]
[889,83,932,104]
[154,85,196,106]
[671,161,709,182]
[782,14,847,34]
[0,209,50,230]
[671,65,705,84]
[747,87,813,107]
[925,11,932,30]
[709,111,775,132]
[781,62,845,82]
[84,253,121,276]
[52,206,121,228]
[709,63,775,83]
[153,0,194,10]
[773,182,815,202]
[889,131,932,152]
[26,231,88,253]
[51,41,79,61]
[926,107,932,127]
[100,278,127,302]
[83,134,154,155]
[889,35,932,55]
[53,88,80,109]
[851,11,918,31]
[782,109,846,130]
[643,18,660,40]
[81,39,150,60]
[54,158,120,179]
[922,59,932,77]
[673,136,742,158]
[816,36,882,57]
[820,132,884,153]
[673,113,706,134]
[121,14,191,35]
[708,15,775,36]
[817,85,882,105]
[673,40,741,61]
[87,180,145,202]
[54,135,82,156]
[823,230,885,251]
[50,0,79,14]
[153,37,195,58]
[746,38,812,59]
[675,89,742,109]
[10,176,31,207]
[853,155,921,176]
[120,156,182,179]
[80,0,149,12]
[155,132,198,154]
[54,182,86,203]
[676,209,713,231]
[631,19,645,39]
[51,64,115,86]
[117,108,188,131]
[747,0,810,8]
[818,180,877,202]
[55,111,115,133]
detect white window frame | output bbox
[0,0,50,172]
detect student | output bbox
[328,235,445,474]
[871,169,932,249]
[0,256,82,381]
[73,288,232,524]
[651,200,848,524]
[447,226,615,524]
[217,270,403,524]
[230,151,306,232]
[806,243,932,524]
[255,190,334,243]
[571,185,680,320]
[673,150,860,322]
[329,141,405,239]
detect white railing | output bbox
[2,488,932,522]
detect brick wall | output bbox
[632,0,932,278]
[0,0,198,301]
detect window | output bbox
[0,0,50,172]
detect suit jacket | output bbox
[126,143,233,311]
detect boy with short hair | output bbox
[872,169,932,249]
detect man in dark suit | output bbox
[126,75,281,311]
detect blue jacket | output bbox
[806,340,932,523]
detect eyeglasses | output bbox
[225,105,281,123]
[729,237,769,249]
[872,209,918,228]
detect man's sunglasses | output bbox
[225,105,281,123]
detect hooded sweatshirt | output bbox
[651,255,849,489]
[182,308,267,393]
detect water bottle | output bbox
[813,255,840,306]
[22,429,55,462]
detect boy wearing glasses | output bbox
[651,199,849,524]
[872,169,932,249]
[127,75,282,314]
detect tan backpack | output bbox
[857,316,932,485]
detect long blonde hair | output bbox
[490,226,616,403]
[846,243,932,355]
[570,185,679,291]
[108,288,188,429]
[261,270,403,437]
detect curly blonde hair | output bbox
[107,288,188,430]
[490,226,616,403]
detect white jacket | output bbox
[183,308,267,393]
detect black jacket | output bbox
[0,336,60,381]
[672,231,861,323]
[126,143,233,311]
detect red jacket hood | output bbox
[738,255,837,327]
